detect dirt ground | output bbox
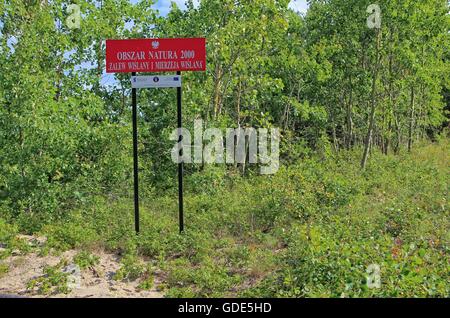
[0,236,164,298]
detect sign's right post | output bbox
[177,70,184,233]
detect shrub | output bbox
[73,251,100,270]
[27,260,71,295]
[114,254,145,281]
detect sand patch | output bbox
[0,236,164,298]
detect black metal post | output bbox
[132,72,140,234]
[177,71,184,233]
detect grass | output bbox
[0,263,9,278]
[1,140,449,297]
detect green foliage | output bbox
[0,0,153,232]
[26,259,71,295]
[137,268,155,291]
[0,219,32,258]
[73,251,99,270]
[0,218,17,245]
[9,236,33,255]
[0,263,9,278]
[41,222,99,251]
[114,254,145,282]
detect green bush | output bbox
[114,254,146,282]
[0,218,17,246]
[73,251,100,270]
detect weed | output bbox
[0,263,9,278]
[114,254,145,281]
[138,270,155,291]
[27,259,71,295]
[73,251,100,270]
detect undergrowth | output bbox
[1,140,449,297]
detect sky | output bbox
[148,0,309,16]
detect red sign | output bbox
[106,38,206,73]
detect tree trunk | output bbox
[361,29,381,169]
[346,76,354,149]
[213,64,223,119]
[408,86,415,152]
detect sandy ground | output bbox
[0,236,164,298]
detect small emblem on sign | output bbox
[151,41,160,49]
[153,77,160,82]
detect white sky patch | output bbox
[137,0,308,16]
[140,0,200,16]
[288,0,308,14]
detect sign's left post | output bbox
[132,72,140,234]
